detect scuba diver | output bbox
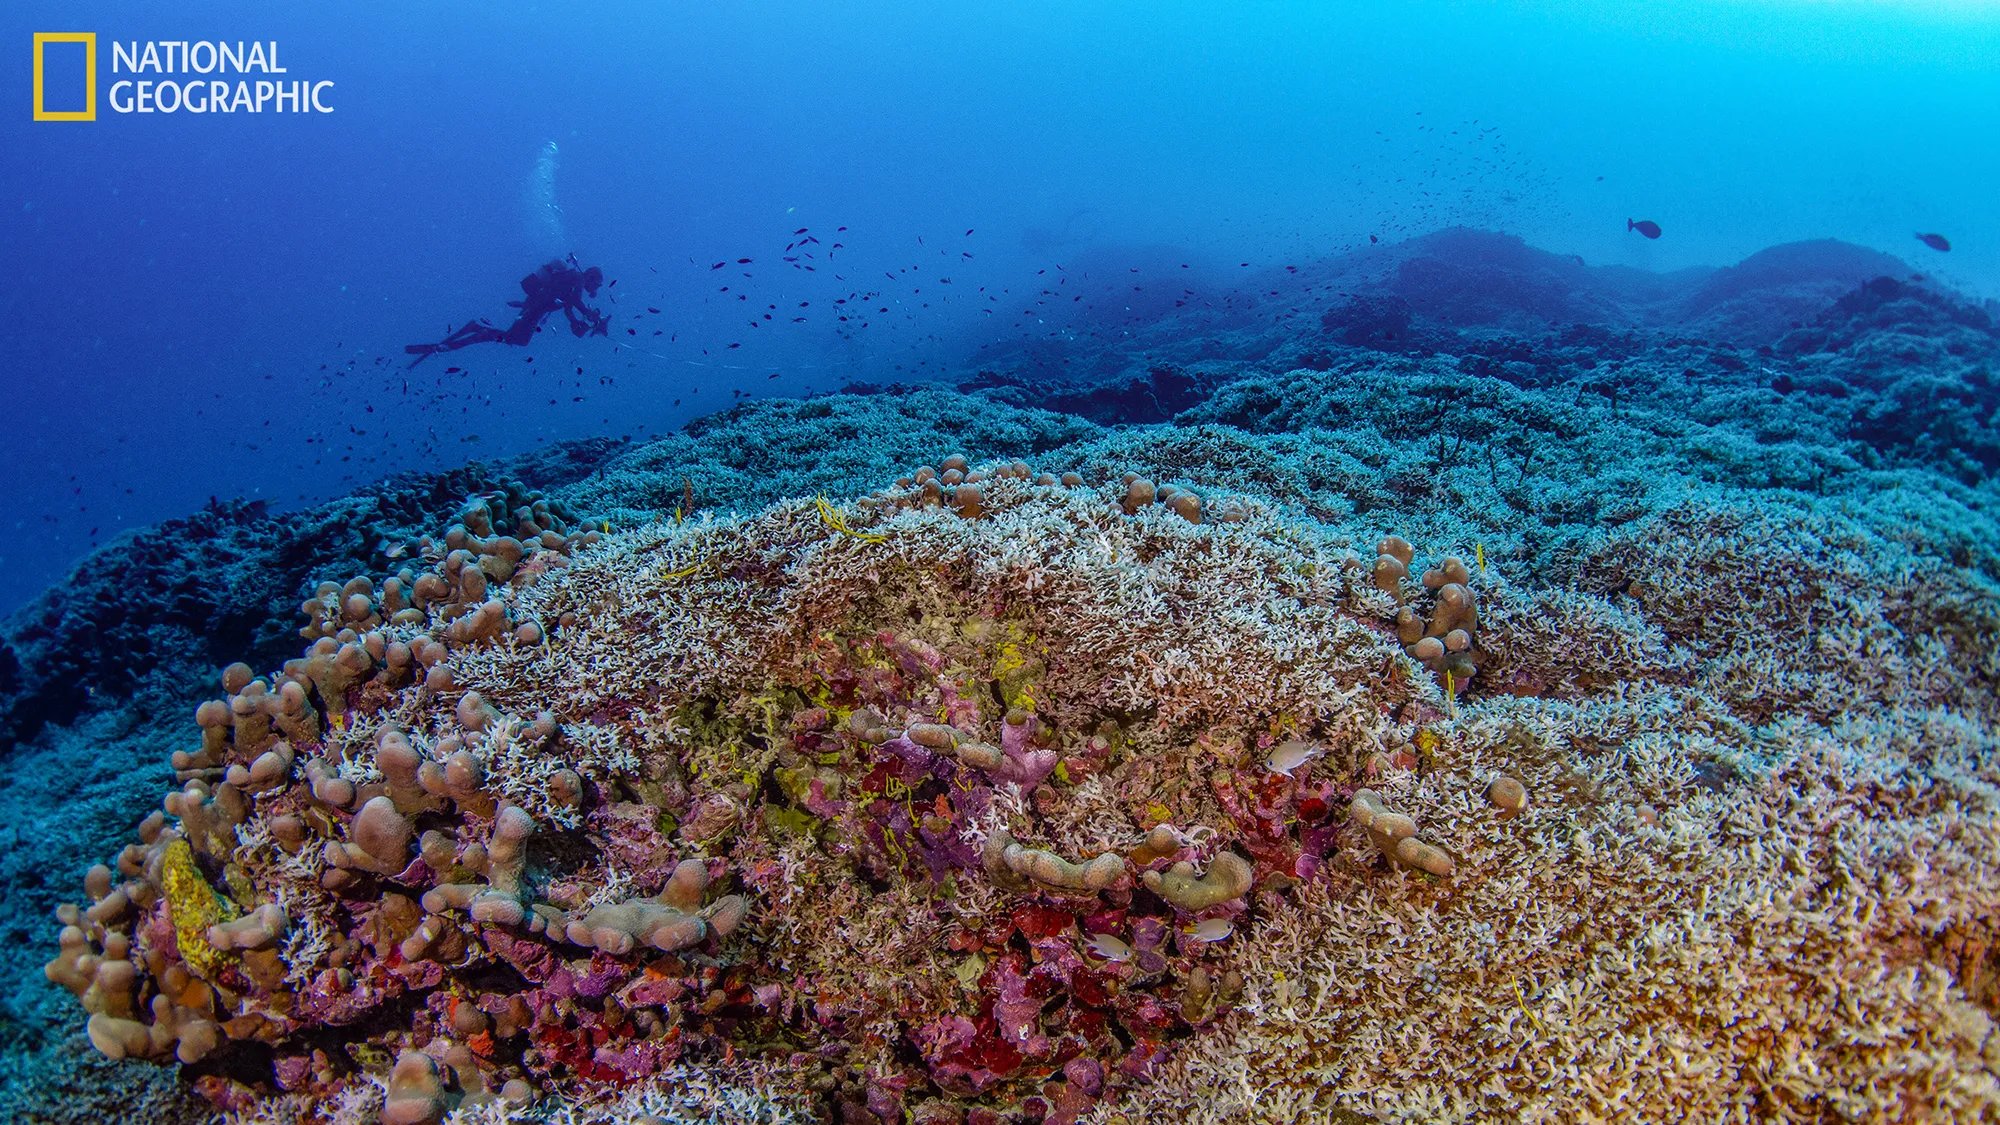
[405,256,610,366]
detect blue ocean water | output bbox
[1,0,1995,610]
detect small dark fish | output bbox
[1916,232,1952,252]
[965,228,974,236]
[1627,218,1662,239]
[1369,234,1379,243]
[647,306,661,314]
[711,261,726,270]
[794,227,808,234]
[737,257,753,264]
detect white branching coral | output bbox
[1086,695,2000,1125]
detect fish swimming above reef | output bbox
[1916,232,1952,252]
[1627,218,1662,239]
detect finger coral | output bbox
[563,857,749,955]
[1378,537,1483,684]
[1140,852,1255,910]
[1348,787,1455,877]
[983,826,1126,892]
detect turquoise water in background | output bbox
[0,0,1995,611]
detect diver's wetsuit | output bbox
[405,259,609,366]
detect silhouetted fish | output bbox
[1916,232,1952,252]
[1627,218,1662,239]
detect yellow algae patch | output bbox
[160,838,238,980]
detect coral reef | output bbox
[10,230,2000,1123]
[0,441,626,753]
[957,364,1209,426]
[44,456,1511,1121]
[47,417,2000,1123]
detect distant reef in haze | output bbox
[964,227,1984,379]
[958,228,2000,474]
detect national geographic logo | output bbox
[32,34,334,120]
[30,33,93,120]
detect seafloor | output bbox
[2,230,1997,1124]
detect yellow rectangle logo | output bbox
[33,32,96,121]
